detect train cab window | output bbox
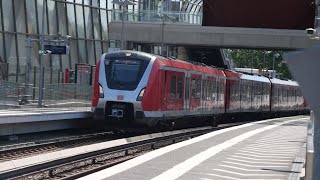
[177,76,183,99]
[170,75,177,99]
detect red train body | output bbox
[92,51,307,128]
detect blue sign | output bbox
[44,45,69,55]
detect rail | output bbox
[0,126,219,179]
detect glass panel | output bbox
[87,40,95,65]
[78,40,86,63]
[95,41,102,62]
[0,33,4,63]
[92,3,104,39]
[47,0,57,35]
[69,39,79,68]
[14,0,27,33]
[105,56,150,91]
[26,0,38,34]
[2,0,14,31]
[57,2,68,36]
[5,34,17,65]
[67,1,77,38]
[51,54,60,69]
[100,1,107,40]
[75,0,85,38]
[84,6,93,39]
[61,54,70,70]
[17,35,27,66]
[37,0,48,35]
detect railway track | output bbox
[0,130,142,163]
[0,122,247,180]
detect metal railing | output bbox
[111,9,203,25]
[306,111,314,180]
[44,84,92,107]
[0,63,93,108]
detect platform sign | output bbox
[44,45,69,55]
[108,48,120,53]
[75,64,91,85]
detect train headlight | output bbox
[99,84,104,98]
[136,88,146,101]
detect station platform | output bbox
[0,107,91,136]
[80,115,309,180]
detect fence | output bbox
[0,63,93,108]
[44,84,92,107]
[111,10,203,25]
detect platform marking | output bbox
[200,174,239,180]
[234,153,293,159]
[205,174,283,180]
[77,117,257,179]
[241,148,298,153]
[226,158,289,165]
[224,161,288,168]
[78,117,305,180]
[245,145,299,149]
[213,169,286,177]
[230,155,292,162]
[150,119,303,180]
[237,150,293,156]
[219,164,273,172]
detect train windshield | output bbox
[105,57,149,90]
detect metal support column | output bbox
[38,0,46,107]
[25,37,32,98]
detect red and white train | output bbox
[92,51,307,128]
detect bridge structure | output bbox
[109,0,320,68]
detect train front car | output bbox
[92,51,155,128]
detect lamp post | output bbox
[112,0,136,50]
[38,0,46,107]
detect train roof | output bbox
[105,50,226,77]
[270,78,299,86]
[240,73,271,83]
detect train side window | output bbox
[191,78,196,99]
[212,79,216,101]
[196,79,201,99]
[170,75,177,99]
[177,76,183,100]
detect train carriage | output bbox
[239,73,271,113]
[92,51,227,128]
[92,50,307,130]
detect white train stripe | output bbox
[224,161,288,168]
[213,169,286,176]
[226,158,289,165]
[231,155,291,162]
[150,119,300,180]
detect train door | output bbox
[184,71,190,114]
[189,73,202,114]
[164,70,185,113]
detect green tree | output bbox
[228,49,292,79]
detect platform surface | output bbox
[0,107,91,124]
[80,116,308,180]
